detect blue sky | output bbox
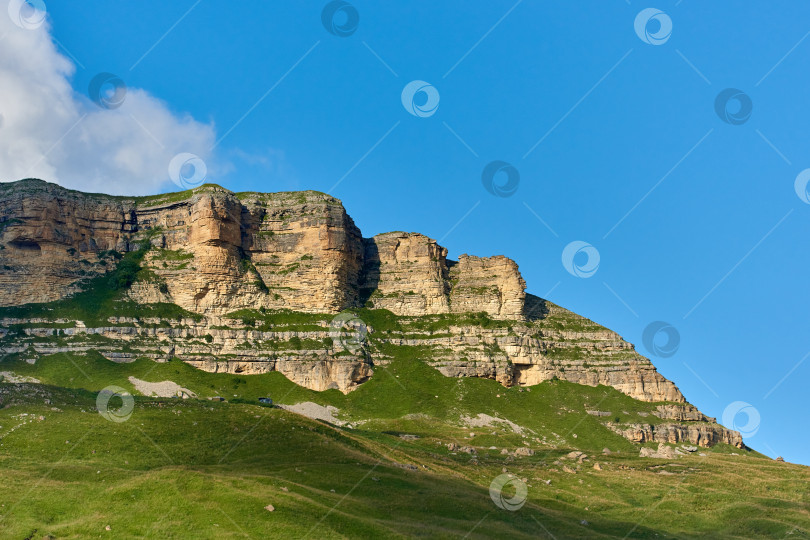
[4,1,810,464]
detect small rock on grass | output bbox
[265,504,275,512]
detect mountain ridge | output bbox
[0,178,742,450]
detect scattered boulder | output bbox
[446,442,459,451]
[562,465,577,474]
[265,504,275,512]
[514,447,534,457]
[593,463,602,471]
[640,443,678,459]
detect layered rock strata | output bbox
[607,422,744,448]
[0,180,710,422]
[0,181,523,319]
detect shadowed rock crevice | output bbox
[523,293,549,321]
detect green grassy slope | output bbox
[1,351,808,539]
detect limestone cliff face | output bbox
[0,181,135,305]
[0,180,688,407]
[449,255,526,320]
[361,232,450,315]
[606,422,744,448]
[0,181,363,316]
[360,233,526,320]
[130,189,364,315]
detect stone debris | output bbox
[0,372,40,384]
[277,402,345,426]
[128,376,196,399]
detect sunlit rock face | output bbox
[0,179,689,407]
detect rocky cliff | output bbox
[0,181,524,320]
[0,179,740,448]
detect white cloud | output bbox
[0,8,217,195]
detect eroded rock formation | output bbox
[0,180,697,407]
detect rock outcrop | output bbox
[448,255,525,319]
[361,233,450,316]
[607,422,744,448]
[0,180,689,406]
[360,232,526,320]
[0,180,135,305]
